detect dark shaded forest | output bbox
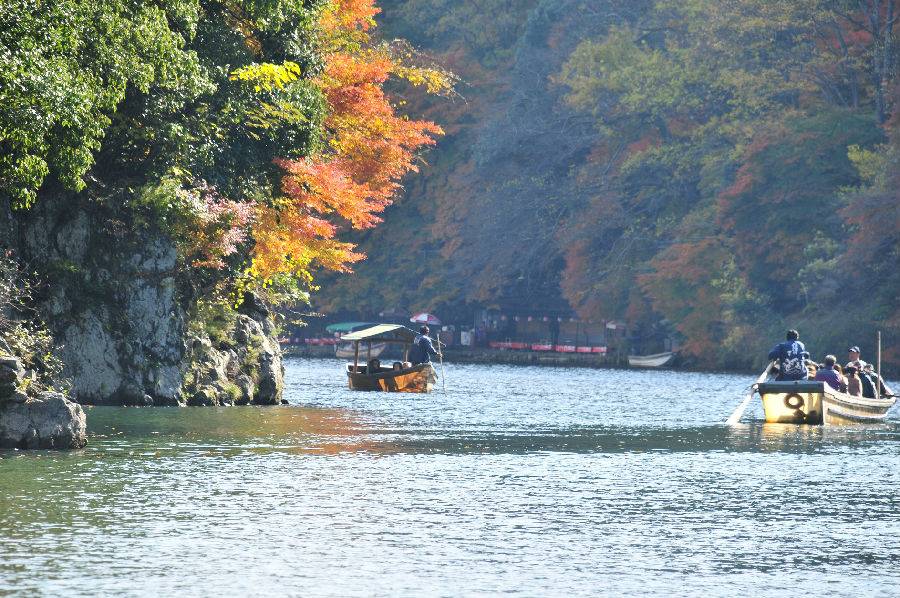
[316,0,900,370]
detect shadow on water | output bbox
[2,357,897,461]
[3,404,889,459]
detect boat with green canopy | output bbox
[340,324,437,392]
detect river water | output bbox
[2,358,899,597]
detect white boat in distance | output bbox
[627,351,676,368]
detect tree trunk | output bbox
[882,0,895,122]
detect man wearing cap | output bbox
[846,346,894,398]
[845,346,867,371]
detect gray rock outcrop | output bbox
[0,391,87,449]
[2,195,284,407]
[0,354,24,400]
[182,296,284,406]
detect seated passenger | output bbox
[845,366,862,397]
[806,359,817,380]
[768,329,810,381]
[833,363,847,392]
[367,358,381,374]
[392,361,403,372]
[858,366,877,398]
[862,364,891,397]
[813,355,844,391]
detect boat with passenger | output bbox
[755,363,896,425]
[340,324,438,393]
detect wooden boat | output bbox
[758,380,896,425]
[346,362,437,392]
[340,324,438,393]
[753,357,896,425]
[627,351,676,368]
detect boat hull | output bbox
[347,363,437,393]
[627,352,676,368]
[759,381,896,425]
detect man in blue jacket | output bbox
[768,329,810,381]
[409,325,439,365]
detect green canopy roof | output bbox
[340,324,418,344]
[325,321,375,333]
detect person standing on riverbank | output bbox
[768,329,809,381]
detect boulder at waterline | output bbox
[0,392,87,449]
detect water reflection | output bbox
[83,404,387,455]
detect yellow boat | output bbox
[340,324,438,393]
[758,379,896,425]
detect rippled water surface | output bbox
[2,358,899,597]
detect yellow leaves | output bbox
[392,65,456,96]
[229,61,304,92]
[847,144,888,186]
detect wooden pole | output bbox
[436,333,446,393]
[726,361,774,425]
[353,341,359,372]
[876,330,882,400]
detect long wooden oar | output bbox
[726,361,774,425]
[436,338,446,393]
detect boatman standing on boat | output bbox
[409,325,439,365]
[768,329,809,381]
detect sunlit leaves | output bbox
[230,61,304,92]
[248,0,446,283]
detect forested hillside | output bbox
[318,0,900,370]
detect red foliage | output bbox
[637,240,731,358]
[251,0,443,281]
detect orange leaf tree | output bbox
[248,0,445,290]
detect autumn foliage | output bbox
[249,0,444,283]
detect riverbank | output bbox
[283,344,900,378]
[284,344,630,369]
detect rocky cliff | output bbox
[0,194,284,408]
